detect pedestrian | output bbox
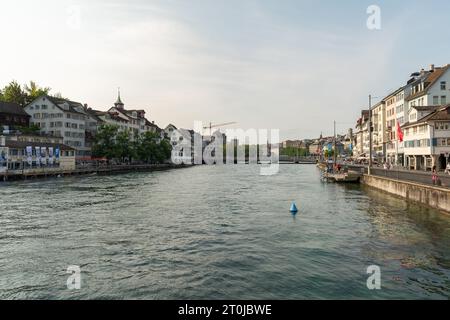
[445,162,450,175]
[432,166,438,185]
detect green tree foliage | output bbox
[280,147,309,157]
[1,81,27,106]
[137,131,159,163]
[115,130,135,163]
[17,124,41,134]
[0,80,52,106]
[24,81,51,105]
[92,124,120,160]
[92,126,172,164]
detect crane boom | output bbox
[203,121,237,135]
[203,122,237,130]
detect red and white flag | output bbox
[397,121,404,142]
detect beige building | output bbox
[384,88,405,164]
[355,110,370,156]
[282,140,304,149]
[0,134,76,174]
[371,101,386,160]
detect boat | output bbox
[321,171,361,183]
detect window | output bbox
[441,81,447,90]
[441,96,447,105]
[433,96,439,105]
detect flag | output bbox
[397,121,404,142]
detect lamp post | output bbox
[368,95,373,175]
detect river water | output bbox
[0,165,449,299]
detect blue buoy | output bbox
[290,202,298,214]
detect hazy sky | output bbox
[1,0,449,139]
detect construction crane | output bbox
[203,122,237,136]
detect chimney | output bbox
[0,136,5,146]
[430,64,435,72]
[420,68,425,75]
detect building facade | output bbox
[0,134,76,174]
[403,105,450,171]
[24,95,89,158]
[0,101,31,133]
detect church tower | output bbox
[115,88,125,110]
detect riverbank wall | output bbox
[0,164,193,182]
[361,174,450,214]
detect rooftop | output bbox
[0,101,30,117]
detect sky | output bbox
[1,0,450,139]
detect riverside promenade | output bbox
[343,164,450,214]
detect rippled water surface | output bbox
[1,165,450,299]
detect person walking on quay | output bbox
[445,162,450,175]
[432,166,438,185]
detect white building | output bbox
[406,64,450,110]
[403,105,450,171]
[168,128,202,164]
[93,92,160,138]
[355,110,370,156]
[391,84,412,166]
[24,95,89,158]
[371,101,386,159]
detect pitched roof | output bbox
[410,105,442,112]
[42,95,86,115]
[85,108,105,122]
[425,105,450,121]
[0,101,30,117]
[403,105,450,127]
[405,65,450,102]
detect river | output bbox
[0,165,449,299]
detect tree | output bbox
[17,124,40,134]
[137,131,159,163]
[115,130,135,163]
[92,124,119,160]
[1,81,27,106]
[0,80,52,106]
[24,81,51,104]
[158,138,172,163]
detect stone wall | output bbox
[361,174,450,214]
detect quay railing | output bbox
[346,164,450,189]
